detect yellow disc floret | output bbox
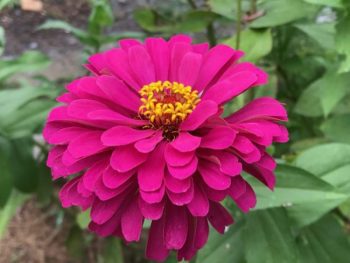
[138,81,200,128]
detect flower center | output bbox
[138,81,200,140]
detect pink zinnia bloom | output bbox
[43,35,288,261]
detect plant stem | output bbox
[250,0,257,13]
[206,22,217,47]
[236,0,242,49]
[187,0,197,9]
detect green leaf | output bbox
[208,0,250,20]
[295,143,350,193]
[0,0,15,11]
[294,70,350,117]
[295,23,335,50]
[99,238,124,263]
[36,164,53,205]
[0,192,28,238]
[0,51,50,82]
[0,137,13,207]
[250,165,348,226]
[38,20,87,39]
[224,29,272,61]
[76,210,90,229]
[250,0,316,28]
[303,0,344,8]
[244,208,298,263]
[196,221,246,263]
[254,68,278,98]
[133,8,158,32]
[66,225,85,259]
[297,214,350,263]
[0,26,5,56]
[175,10,219,33]
[336,13,350,72]
[321,114,350,144]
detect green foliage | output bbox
[0,26,5,56]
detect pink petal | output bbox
[89,211,121,237]
[192,43,209,54]
[146,218,169,261]
[165,144,194,167]
[244,163,276,190]
[202,72,258,105]
[67,99,109,120]
[82,159,109,191]
[88,109,147,126]
[208,202,234,234]
[101,126,155,146]
[102,166,134,189]
[194,44,235,91]
[165,172,191,193]
[213,151,242,176]
[194,217,209,249]
[200,126,236,150]
[128,45,156,85]
[164,204,188,249]
[171,132,201,152]
[96,75,140,112]
[180,100,218,131]
[138,144,166,191]
[169,42,191,81]
[187,183,209,216]
[110,146,148,172]
[134,131,163,153]
[95,176,133,201]
[48,126,90,145]
[167,156,198,179]
[167,182,194,206]
[67,131,107,158]
[119,39,141,50]
[121,197,144,242]
[233,182,257,212]
[178,52,202,86]
[199,161,231,190]
[90,196,125,224]
[145,37,170,81]
[227,175,247,199]
[138,197,165,220]
[140,183,165,204]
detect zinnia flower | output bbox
[43,35,288,261]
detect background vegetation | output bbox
[0,0,350,262]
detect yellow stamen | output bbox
[138,81,200,127]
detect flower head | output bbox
[44,35,288,261]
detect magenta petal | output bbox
[138,144,166,191]
[181,100,218,131]
[167,156,198,179]
[227,175,247,199]
[214,151,242,176]
[234,183,257,212]
[68,131,107,158]
[195,217,209,249]
[140,183,165,204]
[134,131,163,153]
[128,45,156,85]
[164,204,188,249]
[121,197,144,242]
[95,176,132,201]
[145,37,170,81]
[187,184,209,216]
[48,126,89,145]
[165,144,194,167]
[82,159,109,191]
[146,218,169,261]
[200,126,236,150]
[167,181,194,206]
[89,211,122,237]
[199,161,231,190]
[119,38,141,50]
[110,146,148,172]
[88,109,147,126]
[139,197,165,220]
[202,71,258,104]
[178,52,202,86]
[208,202,234,234]
[102,166,134,189]
[90,196,125,224]
[102,126,154,146]
[171,132,201,152]
[165,172,191,193]
[67,99,108,119]
[195,44,235,91]
[169,42,191,81]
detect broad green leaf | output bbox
[77,210,90,229]
[208,0,250,20]
[133,8,159,32]
[196,221,246,263]
[303,0,344,8]
[336,13,350,72]
[297,214,350,263]
[291,138,329,152]
[175,10,219,33]
[0,192,28,238]
[244,209,298,263]
[99,238,124,263]
[0,51,50,82]
[250,165,348,226]
[295,23,335,50]
[0,137,13,207]
[0,26,5,56]
[250,0,316,28]
[295,143,350,192]
[295,70,350,117]
[224,29,272,61]
[321,114,350,144]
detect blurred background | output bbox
[0,0,350,262]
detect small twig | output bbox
[236,0,242,49]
